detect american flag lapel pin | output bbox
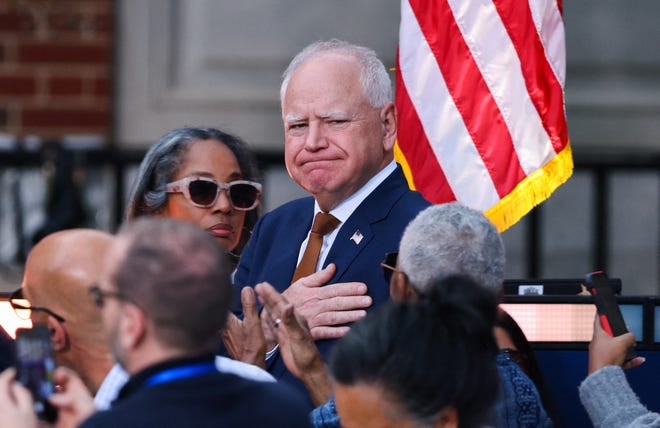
[350,230,363,245]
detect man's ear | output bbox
[389,271,417,303]
[380,102,397,150]
[48,316,69,353]
[120,303,147,351]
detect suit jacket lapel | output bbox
[325,167,409,280]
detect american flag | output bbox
[395,0,573,231]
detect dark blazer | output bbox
[233,165,430,402]
[80,355,310,428]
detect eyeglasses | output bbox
[380,252,401,284]
[88,285,127,308]
[165,176,262,211]
[9,288,65,323]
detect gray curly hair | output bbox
[398,203,505,295]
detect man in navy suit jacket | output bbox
[233,39,430,401]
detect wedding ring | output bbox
[274,318,282,328]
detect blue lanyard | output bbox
[144,362,216,387]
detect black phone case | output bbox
[586,271,636,361]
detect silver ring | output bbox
[274,318,282,328]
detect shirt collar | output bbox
[314,161,397,221]
[116,353,216,401]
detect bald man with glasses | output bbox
[9,228,276,413]
[9,229,124,409]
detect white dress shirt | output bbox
[296,161,397,272]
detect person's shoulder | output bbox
[496,351,536,389]
[495,351,550,424]
[87,373,310,428]
[84,384,175,427]
[385,187,430,220]
[79,408,132,428]
[212,372,311,425]
[397,189,431,208]
[259,196,315,220]
[382,166,431,208]
[248,379,311,421]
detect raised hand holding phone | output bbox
[585,271,636,362]
[15,325,58,423]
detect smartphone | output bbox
[14,325,58,423]
[585,270,636,361]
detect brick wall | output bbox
[0,0,113,142]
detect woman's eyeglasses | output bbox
[9,288,65,322]
[165,176,262,211]
[380,252,401,284]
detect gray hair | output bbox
[125,126,259,220]
[330,276,499,428]
[280,39,392,108]
[398,203,505,294]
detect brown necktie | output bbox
[292,212,340,282]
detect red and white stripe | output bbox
[396,0,571,228]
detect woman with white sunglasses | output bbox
[126,126,262,261]
[125,126,272,374]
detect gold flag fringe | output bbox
[394,141,574,233]
[485,142,574,232]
